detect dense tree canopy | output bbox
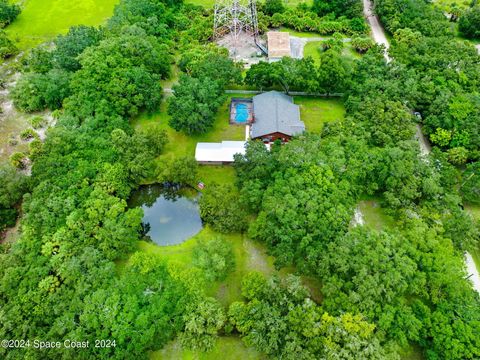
[459,6,480,39]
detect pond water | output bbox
[128,184,203,246]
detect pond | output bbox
[128,184,203,246]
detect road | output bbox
[465,252,480,293]
[363,0,391,62]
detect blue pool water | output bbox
[235,103,249,123]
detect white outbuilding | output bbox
[195,141,246,164]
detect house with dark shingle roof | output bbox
[250,91,305,143]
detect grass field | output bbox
[295,96,345,133]
[132,95,248,163]
[358,199,395,231]
[6,0,119,49]
[150,336,265,360]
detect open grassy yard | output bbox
[132,94,248,163]
[358,199,395,231]
[150,336,265,360]
[6,0,119,49]
[294,96,345,133]
[303,40,361,65]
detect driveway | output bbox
[363,0,391,61]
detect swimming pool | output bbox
[235,103,249,123]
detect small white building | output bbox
[195,141,246,165]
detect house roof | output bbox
[267,31,291,59]
[251,91,305,139]
[195,141,246,163]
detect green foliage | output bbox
[245,57,320,93]
[229,272,394,359]
[199,183,248,233]
[199,183,247,233]
[53,25,103,71]
[447,147,468,165]
[263,0,285,16]
[193,237,235,282]
[28,116,46,129]
[312,0,363,18]
[267,8,366,36]
[351,36,375,53]
[12,70,72,112]
[374,0,450,36]
[169,50,240,134]
[64,31,169,118]
[9,152,27,169]
[461,162,480,204]
[245,139,353,269]
[180,297,226,352]
[0,29,17,58]
[168,75,225,134]
[430,127,452,147]
[0,0,20,28]
[0,164,28,231]
[160,156,198,185]
[317,48,351,94]
[19,128,38,141]
[459,6,480,39]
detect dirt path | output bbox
[465,252,480,293]
[363,0,391,62]
[415,124,432,157]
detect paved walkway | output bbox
[363,0,391,62]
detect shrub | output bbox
[29,139,43,159]
[180,298,226,351]
[0,208,17,232]
[193,237,235,282]
[351,36,375,53]
[447,147,469,165]
[459,6,480,39]
[0,30,17,59]
[0,0,20,28]
[462,162,480,204]
[20,128,38,141]
[28,116,46,129]
[9,152,26,169]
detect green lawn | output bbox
[294,96,345,133]
[132,95,248,163]
[303,41,322,64]
[150,336,265,360]
[6,0,119,49]
[358,198,395,231]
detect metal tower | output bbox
[213,0,260,50]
